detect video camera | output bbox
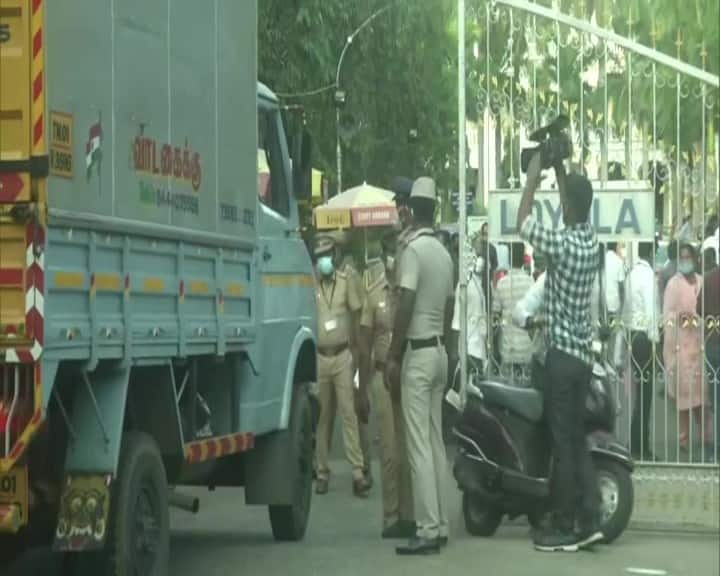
[520,114,572,173]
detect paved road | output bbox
[9,462,720,576]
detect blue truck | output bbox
[0,0,318,573]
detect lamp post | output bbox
[334,3,396,196]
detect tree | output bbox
[258,0,459,194]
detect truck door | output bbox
[254,103,315,433]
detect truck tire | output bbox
[268,385,313,542]
[0,534,25,569]
[71,432,169,576]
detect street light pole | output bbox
[457,0,468,409]
[334,3,396,196]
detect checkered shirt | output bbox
[520,215,598,366]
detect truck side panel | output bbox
[43,225,255,367]
[44,0,257,242]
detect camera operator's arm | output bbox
[517,152,543,231]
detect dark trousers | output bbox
[545,348,598,531]
[630,331,653,457]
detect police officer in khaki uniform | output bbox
[322,230,373,487]
[385,177,454,555]
[357,233,415,539]
[314,236,370,497]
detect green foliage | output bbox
[258,0,718,202]
[259,0,459,194]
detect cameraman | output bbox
[517,152,601,552]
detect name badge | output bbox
[324,318,338,332]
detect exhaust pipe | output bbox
[169,490,200,514]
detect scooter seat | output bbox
[478,380,544,422]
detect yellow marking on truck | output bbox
[142,277,165,292]
[188,280,209,295]
[225,282,245,297]
[94,273,121,292]
[262,274,314,288]
[0,466,27,531]
[49,111,73,179]
[54,271,85,289]
[0,504,21,533]
[31,0,46,156]
[0,0,31,166]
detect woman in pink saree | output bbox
[663,243,713,452]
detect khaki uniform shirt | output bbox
[360,265,394,365]
[395,227,413,287]
[341,260,364,305]
[400,230,454,339]
[316,270,362,348]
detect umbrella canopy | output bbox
[314,183,398,230]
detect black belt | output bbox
[375,360,386,371]
[318,343,349,357]
[407,336,444,351]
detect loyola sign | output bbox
[488,183,655,241]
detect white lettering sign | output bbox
[487,184,655,242]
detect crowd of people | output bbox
[309,154,719,556]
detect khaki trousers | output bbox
[401,344,449,540]
[316,349,364,481]
[370,370,414,527]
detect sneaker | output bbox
[533,528,581,552]
[576,528,604,549]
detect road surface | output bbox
[11,459,718,576]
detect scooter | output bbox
[451,351,634,544]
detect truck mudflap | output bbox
[54,474,112,552]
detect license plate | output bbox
[0,467,28,525]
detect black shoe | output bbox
[533,528,581,552]
[436,536,449,547]
[315,479,329,495]
[364,469,374,490]
[353,477,371,498]
[396,537,441,556]
[382,521,416,539]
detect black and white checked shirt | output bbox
[520,215,599,366]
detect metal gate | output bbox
[466,0,719,527]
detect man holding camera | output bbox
[517,143,601,552]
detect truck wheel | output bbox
[462,492,503,537]
[594,457,633,544]
[0,534,25,569]
[72,432,169,576]
[268,385,313,541]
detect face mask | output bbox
[678,260,694,275]
[317,256,334,277]
[385,256,395,274]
